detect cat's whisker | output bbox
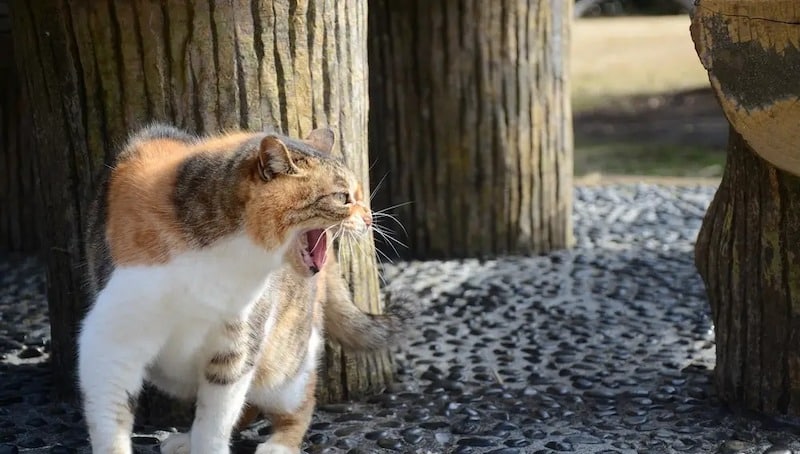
[372,226,404,259]
[372,212,408,238]
[373,201,413,213]
[353,235,380,275]
[352,234,387,285]
[372,224,408,250]
[332,226,346,265]
[365,233,392,285]
[311,225,336,252]
[335,223,346,240]
[329,225,343,245]
[374,236,402,262]
[368,158,379,173]
[346,232,357,268]
[374,244,394,265]
[370,172,389,202]
[336,229,349,255]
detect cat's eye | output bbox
[333,192,351,204]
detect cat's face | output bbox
[242,129,372,275]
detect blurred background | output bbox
[571,0,726,182]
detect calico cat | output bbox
[79,124,406,454]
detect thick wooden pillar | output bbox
[0,0,36,253]
[692,0,800,414]
[368,0,573,259]
[11,0,389,420]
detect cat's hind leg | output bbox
[251,372,316,454]
[78,279,169,454]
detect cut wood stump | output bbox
[692,0,800,415]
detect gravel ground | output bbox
[3,184,800,454]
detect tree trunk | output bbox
[695,129,800,415]
[692,0,800,415]
[368,0,573,260]
[11,0,388,422]
[0,0,37,253]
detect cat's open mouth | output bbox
[300,229,327,274]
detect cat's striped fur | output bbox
[79,124,408,454]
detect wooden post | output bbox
[0,0,36,253]
[11,0,389,420]
[692,0,800,414]
[368,0,573,259]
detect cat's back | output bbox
[105,125,199,266]
[85,124,258,295]
[107,127,259,264]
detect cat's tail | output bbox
[322,261,414,351]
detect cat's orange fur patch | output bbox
[106,138,195,265]
[106,132,302,266]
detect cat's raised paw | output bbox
[160,432,191,454]
[255,441,299,454]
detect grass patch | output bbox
[571,16,709,112]
[571,16,725,179]
[574,140,725,178]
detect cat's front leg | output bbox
[163,345,256,454]
[78,286,168,454]
[162,377,253,454]
[194,371,254,454]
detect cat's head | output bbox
[242,128,371,275]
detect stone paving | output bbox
[2,184,800,453]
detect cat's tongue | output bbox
[305,229,327,272]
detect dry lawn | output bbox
[571,15,710,111]
[571,15,726,180]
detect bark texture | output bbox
[368,0,573,259]
[11,0,388,419]
[692,0,800,415]
[695,130,800,415]
[0,0,37,253]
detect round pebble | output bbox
[3,186,800,452]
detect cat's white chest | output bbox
[86,233,285,396]
[164,234,286,312]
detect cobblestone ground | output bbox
[2,184,800,454]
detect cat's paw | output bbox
[255,441,299,454]
[160,432,191,454]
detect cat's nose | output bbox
[362,212,372,227]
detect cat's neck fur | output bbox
[161,231,290,316]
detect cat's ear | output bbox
[257,135,299,181]
[305,128,335,154]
